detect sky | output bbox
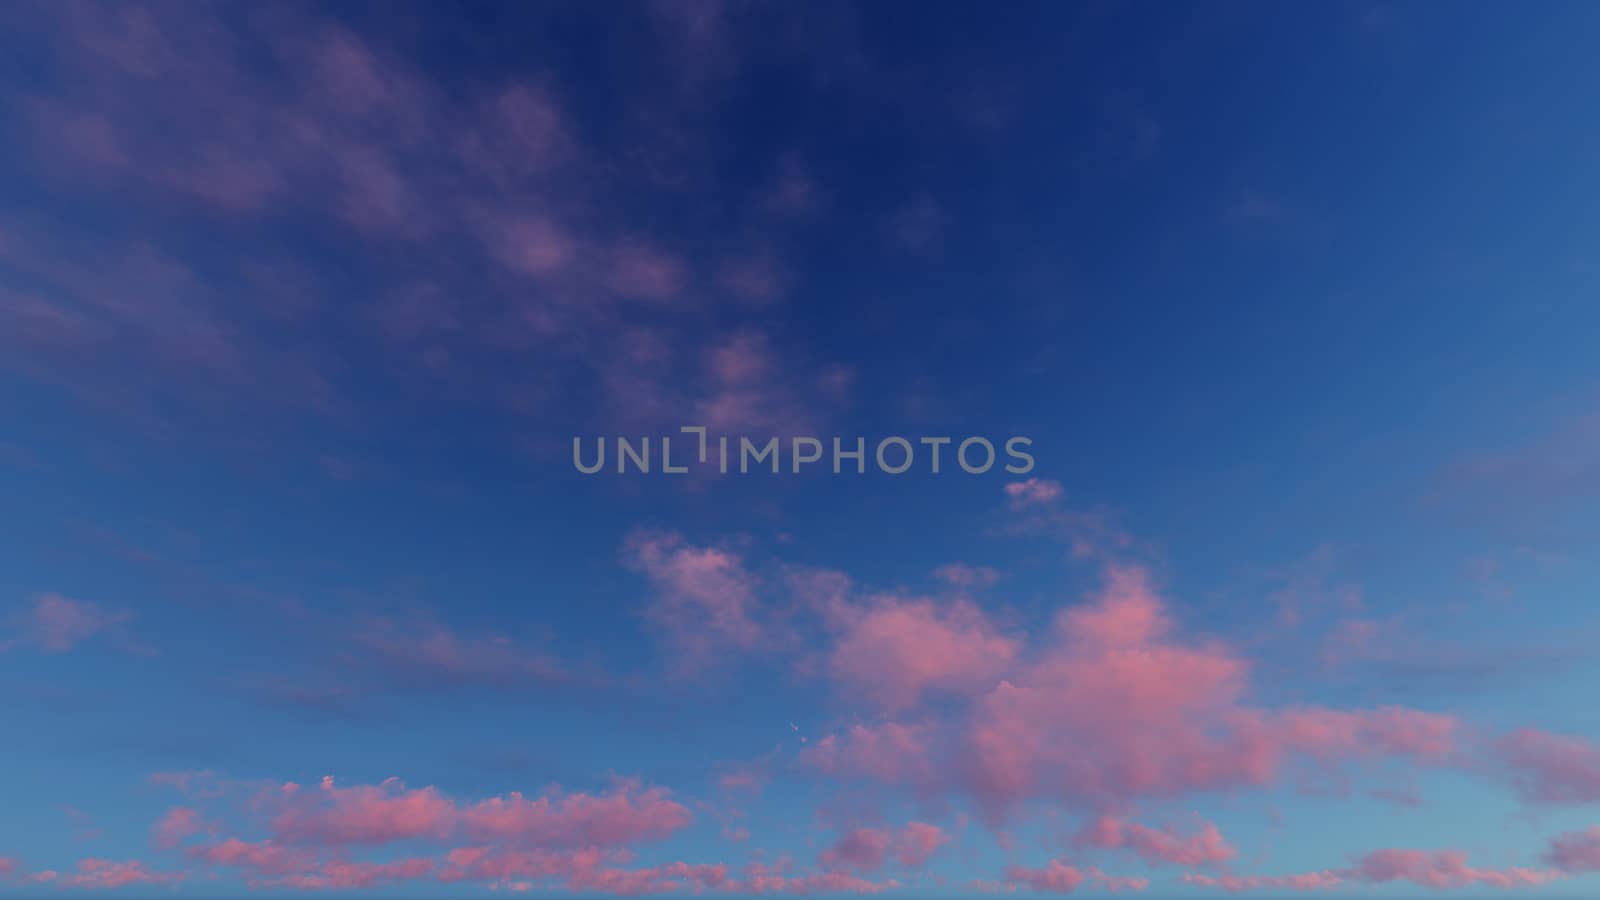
[3,0,1600,896]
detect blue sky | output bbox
[3,0,1600,896]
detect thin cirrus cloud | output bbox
[1,594,133,654]
[3,1,867,453]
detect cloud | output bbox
[1003,861,1145,894]
[606,241,690,302]
[1546,826,1600,871]
[437,848,893,895]
[1354,849,1558,889]
[1183,848,1559,892]
[1074,816,1236,868]
[2,594,132,653]
[998,483,1131,559]
[4,2,857,454]
[826,595,1018,711]
[459,782,693,847]
[63,858,184,889]
[270,776,456,847]
[1004,859,1086,893]
[802,565,1460,824]
[1004,478,1064,509]
[1181,871,1345,892]
[718,249,790,306]
[260,857,437,890]
[261,775,691,851]
[190,838,316,877]
[351,619,571,691]
[625,531,767,670]
[820,829,891,873]
[819,823,948,873]
[1494,728,1600,804]
[893,823,949,868]
[802,722,937,787]
[153,807,206,849]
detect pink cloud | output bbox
[437,851,884,896]
[961,568,1261,817]
[1546,826,1600,871]
[266,857,436,890]
[625,531,766,669]
[1355,849,1558,889]
[951,566,1460,820]
[4,594,130,653]
[827,596,1018,711]
[1055,565,1169,648]
[1182,871,1344,892]
[1277,706,1457,761]
[437,846,605,885]
[709,332,776,386]
[817,823,947,873]
[691,333,838,437]
[569,860,732,895]
[1004,478,1064,509]
[1075,815,1236,867]
[1495,728,1600,804]
[0,857,16,878]
[1003,860,1085,893]
[263,775,690,852]
[998,488,1131,559]
[1087,868,1150,892]
[802,722,937,786]
[270,776,455,846]
[717,763,769,796]
[893,823,949,867]
[820,829,891,873]
[190,838,316,877]
[63,858,184,889]
[739,862,896,895]
[152,807,205,849]
[1183,849,1558,892]
[458,782,692,846]
[456,84,571,186]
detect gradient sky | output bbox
[4,1,1600,897]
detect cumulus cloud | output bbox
[1494,728,1600,804]
[1546,826,1600,871]
[1074,816,1236,868]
